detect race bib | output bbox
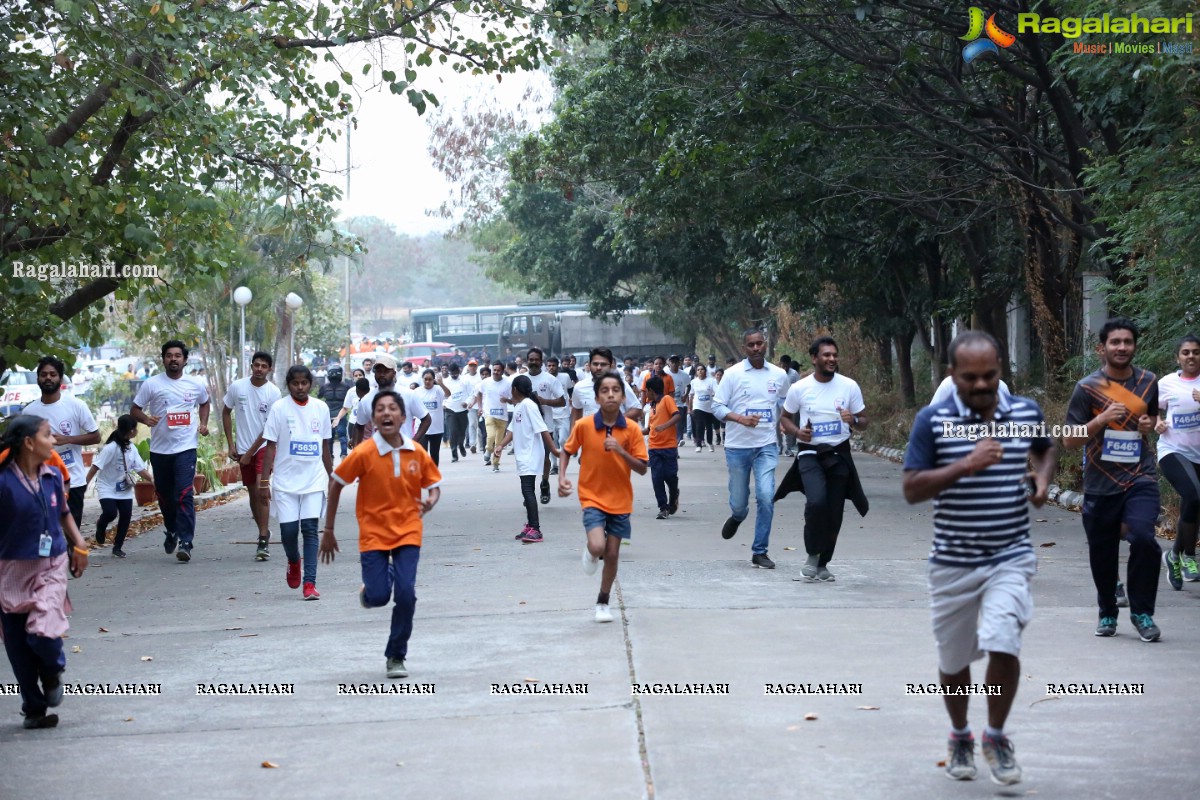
[1172,409,1200,431]
[489,408,505,417]
[289,440,321,457]
[1101,429,1141,463]
[115,479,130,493]
[698,393,711,402]
[424,401,438,411]
[166,411,191,428]
[811,420,844,439]
[747,407,773,423]
[59,449,76,465]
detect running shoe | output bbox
[550,465,558,476]
[176,548,191,563]
[1182,554,1200,582]
[359,584,371,609]
[451,455,458,463]
[1164,550,1183,590]
[945,734,977,780]
[516,524,532,540]
[163,531,177,554]
[112,549,126,558]
[255,538,270,561]
[1094,615,1118,637]
[582,546,599,575]
[471,446,477,454]
[677,439,684,448]
[668,496,679,515]
[816,566,835,582]
[540,479,551,505]
[302,582,320,601]
[492,465,500,473]
[286,560,301,589]
[484,457,491,466]
[1130,613,1161,642]
[721,516,741,540]
[22,713,59,729]
[801,554,819,580]
[520,528,544,544]
[708,445,715,453]
[595,604,614,623]
[656,509,669,520]
[386,658,408,679]
[751,553,775,569]
[981,732,1021,785]
[695,446,702,453]
[1115,581,1128,607]
[96,528,106,545]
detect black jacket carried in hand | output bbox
[773,439,869,517]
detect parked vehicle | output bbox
[498,310,689,361]
[1,368,76,418]
[397,342,457,368]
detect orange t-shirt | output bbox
[640,371,675,403]
[563,413,648,515]
[647,395,680,450]
[332,433,442,551]
[0,449,70,485]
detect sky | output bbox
[312,42,551,236]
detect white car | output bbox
[0,368,75,417]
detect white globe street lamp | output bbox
[233,286,252,378]
[285,292,304,365]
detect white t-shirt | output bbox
[571,373,643,419]
[93,441,147,500]
[783,373,866,452]
[690,377,717,413]
[666,367,691,401]
[509,397,549,476]
[262,397,331,495]
[711,359,789,449]
[928,375,1012,408]
[442,377,471,412]
[477,377,513,421]
[418,386,445,435]
[552,373,574,420]
[132,373,210,455]
[398,369,420,390]
[222,378,281,455]
[527,369,565,425]
[23,396,98,487]
[355,386,429,439]
[1158,371,1200,462]
[461,372,481,407]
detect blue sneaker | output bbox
[1094,615,1117,637]
[1130,613,1161,642]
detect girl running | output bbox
[85,414,151,557]
[260,366,333,600]
[690,364,717,452]
[495,375,561,544]
[558,374,648,622]
[418,369,447,467]
[1157,333,1200,588]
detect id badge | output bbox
[116,479,130,493]
[1101,429,1141,463]
[39,531,52,557]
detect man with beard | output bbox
[222,351,281,560]
[779,337,868,582]
[903,330,1056,785]
[24,355,100,528]
[1063,317,1163,642]
[351,354,430,447]
[131,340,212,561]
[571,347,644,427]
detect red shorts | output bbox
[239,448,266,487]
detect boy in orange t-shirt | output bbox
[645,375,682,519]
[558,374,648,623]
[320,390,441,679]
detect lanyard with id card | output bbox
[21,471,55,557]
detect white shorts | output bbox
[927,550,1036,674]
[272,490,326,524]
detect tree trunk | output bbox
[894,328,916,407]
[875,336,894,391]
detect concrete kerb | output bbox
[79,484,247,548]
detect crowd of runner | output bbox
[1,318,1195,787]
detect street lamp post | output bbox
[285,292,304,365]
[233,286,252,378]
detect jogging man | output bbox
[222,351,281,560]
[24,355,100,529]
[903,331,1056,786]
[1063,317,1163,642]
[131,340,211,562]
[351,355,430,447]
[712,329,788,569]
[546,357,573,474]
[571,347,644,427]
[779,336,869,581]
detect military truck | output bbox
[498,309,689,361]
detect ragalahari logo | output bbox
[960,7,1016,62]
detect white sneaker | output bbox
[695,446,702,452]
[708,445,715,452]
[595,603,614,623]
[582,546,599,576]
[677,439,684,448]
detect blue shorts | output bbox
[582,507,632,540]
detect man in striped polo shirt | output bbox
[903,331,1058,786]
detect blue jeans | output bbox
[331,416,348,457]
[361,546,421,660]
[649,449,679,511]
[280,518,319,584]
[150,449,197,549]
[725,444,778,555]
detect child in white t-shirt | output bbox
[494,375,560,544]
[85,414,151,558]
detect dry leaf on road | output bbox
[261,761,279,769]
[856,706,880,711]
[98,627,109,633]
[140,656,153,662]
[1039,542,1056,548]
[71,645,82,653]
[804,712,818,721]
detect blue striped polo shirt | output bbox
[904,393,1052,567]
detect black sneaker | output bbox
[668,495,679,516]
[550,465,558,476]
[22,713,59,729]
[1115,581,1128,608]
[112,549,126,558]
[163,531,177,554]
[255,538,270,561]
[1131,613,1161,642]
[540,480,551,505]
[176,547,191,563]
[752,553,775,569]
[656,509,669,520]
[721,517,741,540]
[1094,615,1117,637]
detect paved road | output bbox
[3,448,1194,799]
